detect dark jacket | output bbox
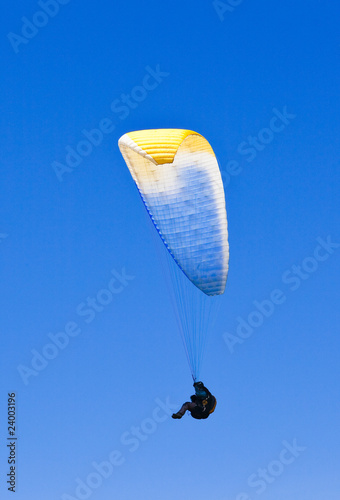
[190,384,216,420]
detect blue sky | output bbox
[1,0,340,498]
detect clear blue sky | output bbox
[1,1,340,499]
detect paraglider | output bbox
[119,129,229,414]
[172,381,217,420]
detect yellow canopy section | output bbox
[125,129,199,165]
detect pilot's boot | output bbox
[171,412,182,419]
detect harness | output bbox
[191,395,217,420]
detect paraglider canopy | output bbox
[118,129,229,296]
